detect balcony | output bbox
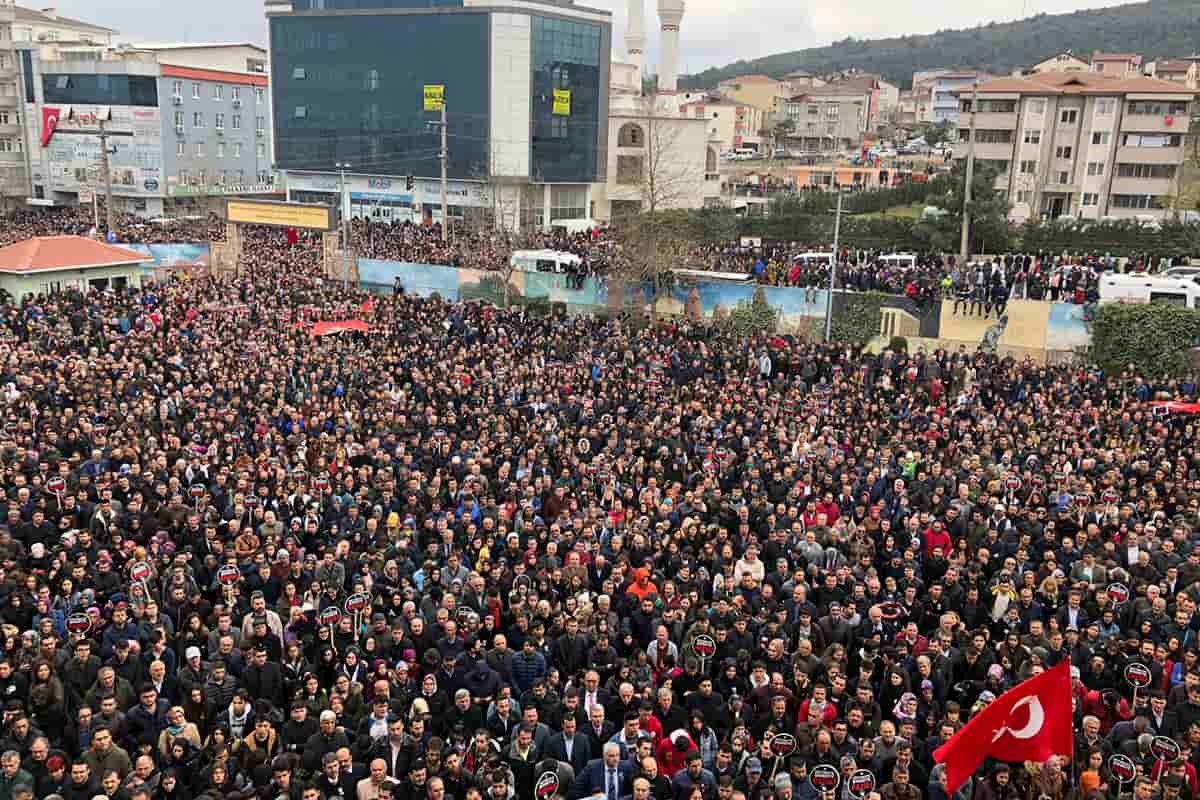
[972,111,1019,130]
[1115,145,1185,164]
[952,140,1014,161]
[1120,114,1187,134]
[1110,176,1175,196]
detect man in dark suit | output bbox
[583,705,616,760]
[575,743,634,800]
[544,714,592,775]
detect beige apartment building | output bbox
[954,71,1193,222]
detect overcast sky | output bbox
[49,0,1135,72]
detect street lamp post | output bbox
[336,162,352,252]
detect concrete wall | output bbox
[1,263,143,299]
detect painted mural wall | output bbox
[125,243,212,270]
[355,257,1093,350]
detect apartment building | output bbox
[782,86,866,153]
[1091,52,1142,77]
[716,74,794,115]
[924,71,990,125]
[1145,58,1197,89]
[678,96,764,152]
[953,71,1193,222]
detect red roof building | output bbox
[0,236,149,297]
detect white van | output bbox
[733,148,758,160]
[510,249,583,274]
[1099,274,1200,308]
[879,253,919,269]
[793,251,834,263]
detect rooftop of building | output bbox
[0,236,149,274]
[127,42,267,53]
[15,5,115,33]
[964,70,1193,96]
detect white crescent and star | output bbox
[992,696,1045,742]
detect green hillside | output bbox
[681,0,1200,90]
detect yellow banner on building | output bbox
[553,89,571,116]
[423,84,445,112]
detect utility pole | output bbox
[824,189,844,343]
[440,101,448,242]
[959,79,979,263]
[335,162,352,251]
[98,119,114,236]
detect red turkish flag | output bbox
[359,297,375,315]
[934,659,1073,794]
[41,107,62,147]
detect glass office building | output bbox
[267,0,610,227]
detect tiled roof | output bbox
[0,236,148,274]
[964,71,1193,96]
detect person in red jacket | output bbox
[1081,689,1133,735]
[655,729,696,778]
[922,521,952,559]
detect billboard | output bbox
[227,199,334,230]
[45,106,164,197]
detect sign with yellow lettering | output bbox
[226,200,334,231]
[553,89,571,116]
[423,84,445,112]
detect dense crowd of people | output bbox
[0,208,1197,800]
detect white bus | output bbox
[510,249,583,274]
[1099,274,1200,308]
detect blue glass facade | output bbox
[531,15,602,183]
[270,4,608,186]
[43,74,159,107]
[269,12,490,179]
[293,0,461,8]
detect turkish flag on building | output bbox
[40,106,67,147]
[934,660,1073,794]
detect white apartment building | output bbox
[953,71,1193,222]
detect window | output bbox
[1055,145,1072,159]
[617,123,643,147]
[192,112,205,128]
[1116,163,1177,179]
[294,106,307,119]
[1111,194,1165,209]
[977,99,1017,113]
[179,170,190,185]
[1023,129,1041,144]
[232,115,241,130]
[196,142,205,157]
[1057,171,1070,184]
[255,87,265,104]
[198,170,207,185]
[292,67,306,80]
[0,112,10,125]
[616,154,643,184]
[1020,160,1038,174]
[1095,98,1115,115]
[975,130,1012,144]
[172,80,183,98]
[256,142,266,158]
[192,82,200,99]
[176,140,185,156]
[1060,109,1078,124]
[215,113,225,130]
[1091,131,1111,146]
[217,142,226,158]
[232,87,241,102]
[1121,133,1182,147]
[236,169,245,183]
[1016,190,1032,203]
[213,84,223,100]
[1028,98,1047,114]
[1087,162,1104,176]
[1082,192,1098,206]
[174,111,184,128]
[825,102,839,118]
[364,69,380,92]
[1127,100,1189,115]
[233,142,243,158]
[0,138,20,153]
[256,116,265,133]
[808,104,819,116]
